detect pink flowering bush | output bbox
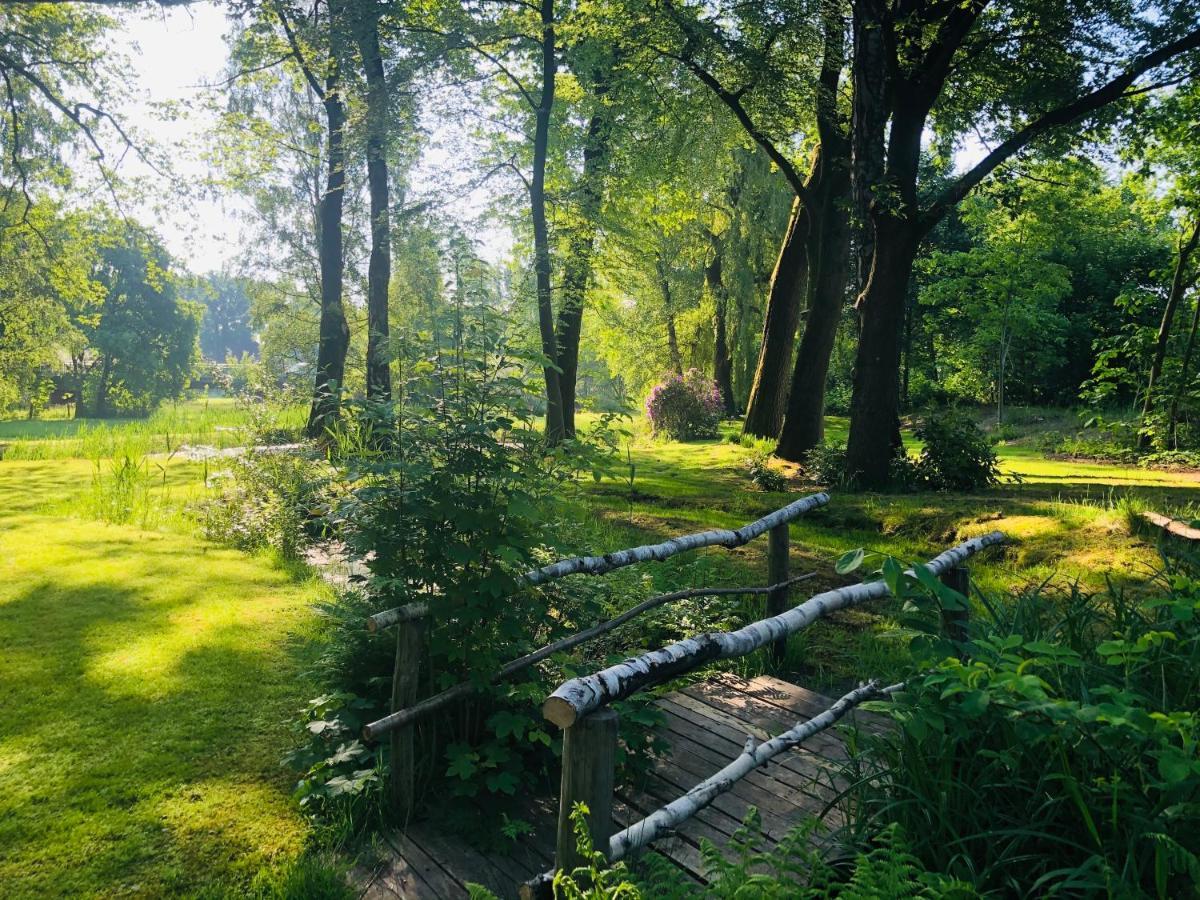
[645,369,723,440]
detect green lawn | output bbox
[0,456,328,897]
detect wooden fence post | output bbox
[938,565,970,658]
[767,522,790,665]
[389,618,423,823]
[555,708,619,874]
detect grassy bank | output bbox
[0,403,330,898]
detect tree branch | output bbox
[922,26,1200,233]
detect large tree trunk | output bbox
[532,0,564,444]
[706,234,735,415]
[1140,219,1200,448]
[776,147,850,460]
[357,0,392,404]
[555,77,612,438]
[306,67,350,438]
[1168,293,1200,449]
[845,218,919,486]
[741,193,810,437]
[849,0,887,298]
[776,6,849,461]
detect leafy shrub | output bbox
[745,452,788,492]
[802,441,849,486]
[644,369,722,441]
[1140,449,1200,470]
[846,565,1200,896]
[199,449,331,560]
[912,409,1000,491]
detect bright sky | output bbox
[115,3,246,275]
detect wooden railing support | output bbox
[555,708,619,875]
[767,522,790,665]
[389,618,423,822]
[939,564,970,657]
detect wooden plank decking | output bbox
[359,674,882,900]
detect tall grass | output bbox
[0,397,306,460]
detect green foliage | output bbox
[745,452,788,492]
[847,567,1200,896]
[199,449,332,560]
[912,410,1001,491]
[802,440,850,487]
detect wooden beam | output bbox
[766,523,790,665]
[556,709,619,873]
[542,532,1006,729]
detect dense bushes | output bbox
[645,369,723,440]
[801,409,1000,492]
[845,563,1200,896]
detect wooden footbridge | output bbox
[357,493,1005,899]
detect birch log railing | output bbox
[521,530,1006,900]
[361,492,831,817]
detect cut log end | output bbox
[366,618,379,633]
[542,695,579,729]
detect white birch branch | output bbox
[366,601,430,632]
[542,531,1005,728]
[523,492,830,584]
[366,492,830,628]
[362,574,818,741]
[1142,511,1200,542]
[606,679,903,862]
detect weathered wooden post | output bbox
[938,565,970,658]
[389,618,423,823]
[767,522,790,665]
[555,708,619,875]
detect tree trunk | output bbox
[357,0,392,404]
[845,219,919,487]
[776,6,849,461]
[656,253,683,375]
[306,52,350,438]
[555,78,612,438]
[1168,293,1200,449]
[776,145,850,461]
[532,0,564,444]
[1140,219,1200,449]
[850,0,887,299]
[93,354,113,418]
[742,193,810,437]
[706,234,735,415]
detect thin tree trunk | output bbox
[742,192,811,437]
[555,72,612,438]
[656,253,683,375]
[1168,292,1200,449]
[357,0,392,404]
[706,233,735,415]
[1140,219,1200,448]
[306,12,350,439]
[93,354,112,417]
[532,0,564,444]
